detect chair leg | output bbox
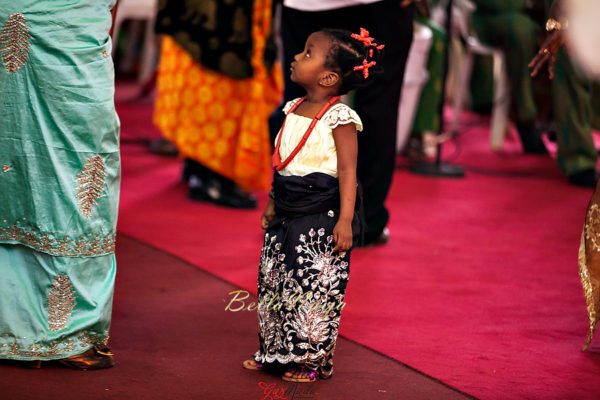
[489,51,510,150]
[111,17,123,56]
[138,17,157,83]
[451,48,474,136]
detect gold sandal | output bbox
[56,346,115,370]
[282,365,319,383]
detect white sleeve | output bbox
[282,97,302,115]
[321,104,363,132]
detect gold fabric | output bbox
[579,188,600,350]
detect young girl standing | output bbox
[242,28,384,382]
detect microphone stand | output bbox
[410,0,465,177]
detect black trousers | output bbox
[276,0,414,242]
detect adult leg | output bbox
[0,245,115,367]
[186,159,257,208]
[472,12,545,153]
[355,1,414,244]
[553,49,598,186]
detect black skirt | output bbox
[254,172,361,377]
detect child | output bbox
[243,28,384,382]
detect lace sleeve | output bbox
[282,97,302,115]
[321,104,363,131]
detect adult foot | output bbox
[57,346,115,370]
[282,366,319,383]
[360,227,390,247]
[188,178,257,209]
[148,138,178,157]
[516,122,548,154]
[568,169,598,187]
[242,358,263,370]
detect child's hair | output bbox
[320,27,385,95]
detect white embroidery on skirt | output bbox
[256,227,349,365]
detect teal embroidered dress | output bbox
[0,1,120,360]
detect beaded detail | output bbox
[47,274,76,332]
[0,219,116,257]
[0,12,31,74]
[0,330,108,359]
[75,155,106,218]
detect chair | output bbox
[111,0,159,83]
[396,22,434,152]
[434,0,510,150]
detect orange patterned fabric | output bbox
[153,0,282,191]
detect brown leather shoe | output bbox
[57,346,115,370]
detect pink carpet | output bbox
[115,86,600,399]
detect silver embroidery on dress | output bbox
[255,227,349,365]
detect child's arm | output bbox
[332,123,358,252]
[261,197,275,229]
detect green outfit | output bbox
[471,0,598,176]
[553,49,598,175]
[0,1,120,360]
[546,0,598,176]
[412,16,446,134]
[470,0,538,124]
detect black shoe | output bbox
[189,178,257,209]
[568,169,598,188]
[181,159,192,183]
[359,227,390,247]
[516,122,548,154]
[148,139,178,157]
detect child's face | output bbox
[291,32,333,88]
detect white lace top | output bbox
[275,97,363,178]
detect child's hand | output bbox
[332,220,352,252]
[261,199,275,229]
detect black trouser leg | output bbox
[354,3,414,241]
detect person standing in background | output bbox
[274,0,415,246]
[154,0,282,208]
[0,0,120,369]
[470,0,548,154]
[529,0,598,186]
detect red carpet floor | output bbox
[2,236,471,400]
[115,87,600,399]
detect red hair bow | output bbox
[351,27,385,54]
[351,27,375,46]
[354,58,377,78]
